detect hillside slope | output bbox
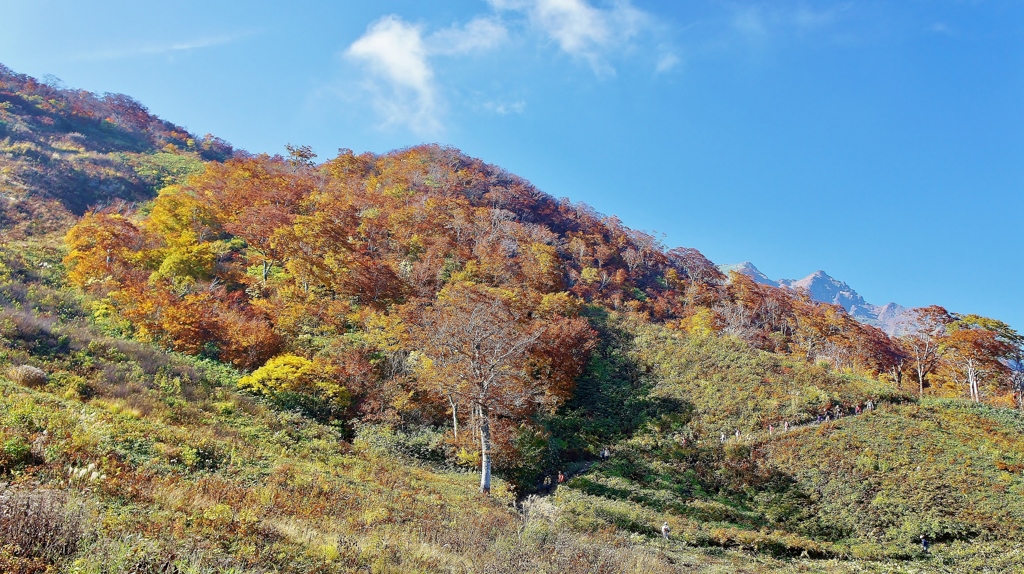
[556,313,1024,568]
[0,65,231,239]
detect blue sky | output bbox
[2,0,1022,331]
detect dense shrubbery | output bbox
[238,353,351,421]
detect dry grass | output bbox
[7,364,47,387]
[0,485,90,564]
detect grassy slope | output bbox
[555,313,1024,570]
[763,400,1024,566]
[3,376,921,574]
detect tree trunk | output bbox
[965,358,979,403]
[479,403,491,495]
[448,395,458,439]
[969,361,980,403]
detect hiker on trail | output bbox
[825,413,831,422]
[600,447,610,461]
[543,474,552,494]
[720,432,725,444]
[920,535,929,553]
[866,400,874,411]
[557,471,565,486]
[735,429,741,441]
[768,424,773,436]
[855,404,861,415]
[784,421,789,432]
[816,414,822,424]
[662,522,670,540]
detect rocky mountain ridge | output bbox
[719,262,914,335]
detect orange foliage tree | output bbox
[397,282,595,494]
[899,306,953,398]
[940,315,1019,403]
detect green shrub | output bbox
[178,438,224,471]
[49,372,92,401]
[353,424,451,465]
[1,436,32,470]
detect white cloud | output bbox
[343,2,676,131]
[167,35,240,52]
[346,16,440,134]
[429,16,508,55]
[489,0,659,75]
[345,15,511,133]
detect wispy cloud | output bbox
[655,52,681,73]
[489,0,660,76]
[792,6,844,30]
[342,1,677,132]
[732,7,770,40]
[731,3,850,44]
[345,15,509,134]
[481,99,527,115]
[73,30,258,61]
[429,16,509,55]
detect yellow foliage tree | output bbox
[238,354,350,409]
[683,307,718,338]
[64,210,144,290]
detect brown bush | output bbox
[0,486,90,564]
[6,364,47,387]
[0,545,51,574]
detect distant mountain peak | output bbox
[718,262,778,287]
[719,262,914,335]
[780,270,868,310]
